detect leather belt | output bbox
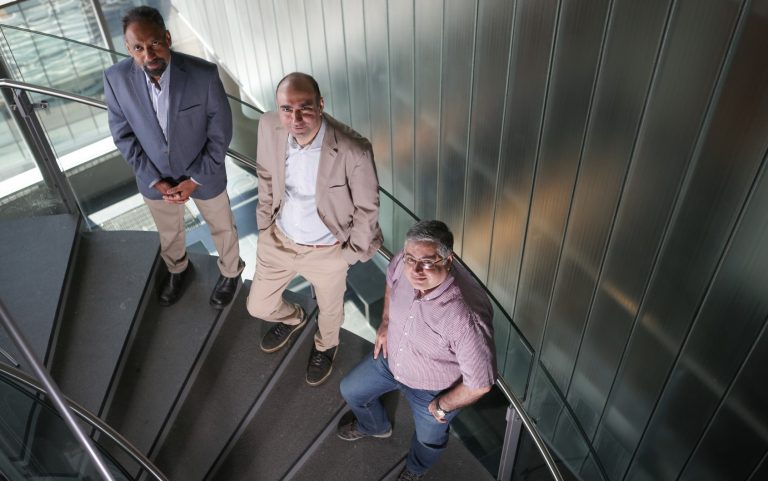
[295,240,340,248]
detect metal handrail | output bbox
[0,299,117,481]
[496,377,564,481]
[0,79,564,481]
[0,78,258,167]
[0,355,169,481]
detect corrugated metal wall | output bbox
[172,0,768,479]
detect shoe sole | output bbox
[306,345,339,386]
[337,429,392,441]
[260,318,308,353]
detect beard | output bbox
[143,59,168,78]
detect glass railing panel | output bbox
[0,0,108,47]
[228,96,261,164]
[0,24,117,102]
[526,362,608,481]
[452,386,511,477]
[0,374,132,480]
[495,304,534,398]
[27,95,138,224]
[0,93,69,221]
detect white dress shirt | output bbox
[277,119,338,245]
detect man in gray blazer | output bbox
[104,6,243,309]
[247,72,382,386]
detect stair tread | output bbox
[103,252,226,454]
[211,326,370,481]
[0,214,78,370]
[51,230,159,414]
[154,284,317,481]
[291,389,415,481]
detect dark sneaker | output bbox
[397,468,424,481]
[260,304,307,353]
[337,415,392,441]
[306,345,337,386]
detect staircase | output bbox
[0,214,495,481]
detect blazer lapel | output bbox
[167,52,187,145]
[316,115,339,208]
[274,122,288,198]
[129,62,162,137]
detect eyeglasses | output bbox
[403,254,449,271]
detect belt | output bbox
[295,240,340,248]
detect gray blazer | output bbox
[104,51,232,200]
[255,112,383,265]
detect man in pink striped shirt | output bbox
[338,220,496,481]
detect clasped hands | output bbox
[154,179,198,204]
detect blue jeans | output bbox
[339,355,460,474]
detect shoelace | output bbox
[308,350,328,367]
[272,323,293,337]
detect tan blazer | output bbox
[255,112,383,264]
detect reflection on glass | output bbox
[452,386,510,477]
[228,96,261,163]
[0,95,68,221]
[0,374,131,480]
[525,363,608,481]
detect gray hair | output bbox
[404,220,453,258]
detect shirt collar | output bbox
[287,117,326,152]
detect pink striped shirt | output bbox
[385,252,496,390]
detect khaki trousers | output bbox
[247,224,349,351]
[144,191,243,277]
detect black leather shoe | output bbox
[210,274,240,309]
[158,263,193,306]
[306,345,337,386]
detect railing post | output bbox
[0,299,117,481]
[497,405,524,480]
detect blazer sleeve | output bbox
[341,146,383,265]
[104,72,162,188]
[255,117,275,231]
[182,72,233,181]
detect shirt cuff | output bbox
[190,177,201,185]
[148,178,160,188]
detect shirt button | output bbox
[399,348,403,351]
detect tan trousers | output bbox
[247,224,349,351]
[144,191,243,278]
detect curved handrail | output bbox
[0,79,564,481]
[497,377,565,481]
[0,362,169,481]
[0,78,257,167]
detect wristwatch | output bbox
[435,398,450,418]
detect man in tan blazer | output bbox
[247,72,382,386]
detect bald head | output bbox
[276,72,322,104]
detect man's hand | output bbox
[373,321,388,359]
[428,398,449,424]
[153,180,175,197]
[164,179,198,204]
